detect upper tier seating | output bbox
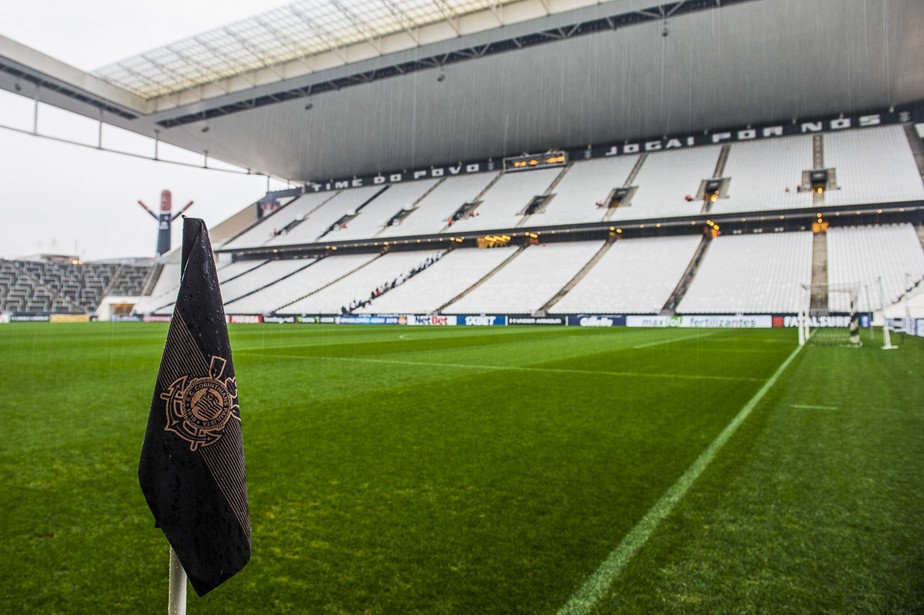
[677,231,813,314]
[321,180,441,241]
[378,173,500,238]
[824,126,924,206]
[826,223,924,311]
[221,127,924,252]
[447,168,562,233]
[537,156,639,226]
[552,235,702,314]
[222,192,335,250]
[268,185,387,247]
[713,135,814,213]
[611,146,721,221]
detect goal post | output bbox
[877,277,899,350]
[800,283,863,347]
[799,279,907,349]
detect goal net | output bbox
[799,283,863,347]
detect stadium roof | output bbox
[91,0,534,99]
[1,0,923,184]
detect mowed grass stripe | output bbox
[223,326,789,613]
[0,323,852,613]
[239,329,778,613]
[790,403,838,410]
[558,340,805,615]
[235,326,781,383]
[239,351,764,382]
[632,332,714,349]
[231,325,703,358]
[587,336,924,612]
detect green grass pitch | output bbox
[1,323,921,613]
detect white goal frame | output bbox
[800,279,902,349]
[799,282,862,347]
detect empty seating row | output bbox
[826,223,924,311]
[825,126,924,206]
[446,241,605,314]
[677,232,814,314]
[715,136,814,213]
[132,263,181,314]
[553,235,702,314]
[356,247,513,315]
[283,251,443,314]
[128,224,923,317]
[221,127,923,252]
[0,259,152,313]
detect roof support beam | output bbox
[330,0,385,54]
[289,6,350,64]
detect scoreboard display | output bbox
[503,150,568,172]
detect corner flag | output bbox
[139,217,251,596]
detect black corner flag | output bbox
[139,217,251,596]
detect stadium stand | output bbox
[106,124,923,320]
[220,259,313,303]
[0,258,151,314]
[139,263,164,297]
[378,173,499,237]
[321,180,440,241]
[445,240,604,314]
[268,186,387,246]
[217,259,266,282]
[612,146,721,221]
[132,262,181,314]
[538,156,640,225]
[281,250,442,314]
[225,255,350,314]
[826,223,924,311]
[552,235,703,314]
[355,246,514,315]
[222,191,336,250]
[448,168,561,232]
[824,126,924,206]
[676,232,813,314]
[715,136,815,213]
[229,254,376,314]
[216,126,924,256]
[8,124,905,321]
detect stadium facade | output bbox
[0,0,922,330]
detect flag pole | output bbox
[168,547,188,615]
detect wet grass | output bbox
[0,323,920,613]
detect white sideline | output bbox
[557,341,805,615]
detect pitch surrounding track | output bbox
[1,323,921,613]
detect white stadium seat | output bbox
[446,241,604,314]
[677,232,813,314]
[553,235,702,314]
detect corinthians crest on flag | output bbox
[139,217,251,597]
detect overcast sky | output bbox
[0,1,291,261]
